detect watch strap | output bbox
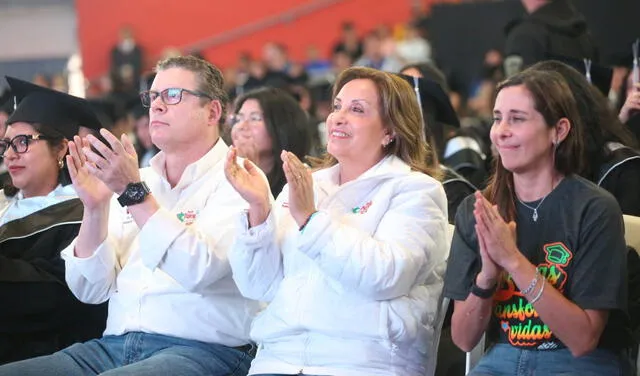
[117,181,150,207]
[470,279,497,299]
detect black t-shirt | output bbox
[443,175,629,351]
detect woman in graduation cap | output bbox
[401,63,491,190]
[0,77,107,364]
[0,89,14,190]
[396,71,476,225]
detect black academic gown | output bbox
[597,143,640,216]
[0,195,107,364]
[441,165,477,224]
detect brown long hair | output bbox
[314,67,441,179]
[485,69,586,222]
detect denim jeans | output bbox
[0,332,252,376]
[468,343,628,376]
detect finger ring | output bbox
[297,175,302,180]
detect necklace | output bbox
[516,194,549,222]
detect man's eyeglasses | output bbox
[0,134,54,157]
[139,88,213,107]
[228,113,264,127]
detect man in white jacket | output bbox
[0,56,259,376]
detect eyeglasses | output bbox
[0,134,54,157]
[228,113,264,127]
[139,88,213,107]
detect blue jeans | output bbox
[468,343,628,376]
[0,332,252,376]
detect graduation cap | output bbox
[5,76,103,139]
[545,55,613,96]
[0,88,14,115]
[140,72,156,92]
[397,73,460,128]
[126,97,148,120]
[88,97,127,130]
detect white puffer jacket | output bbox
[229,155,450,376]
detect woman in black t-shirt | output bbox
[443,69,630,375]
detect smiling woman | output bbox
[444,69,631,375]
[224,66,450,375]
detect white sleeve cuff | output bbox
[61,237,118,284]
[236,209,276,247]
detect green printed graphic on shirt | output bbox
[493,242,573,350]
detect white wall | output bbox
[0,4,77,61]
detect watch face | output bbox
[129,185,145,201]
[118,182,149,207]
[126,183,148,202]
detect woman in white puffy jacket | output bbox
[225,66,450,376]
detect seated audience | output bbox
[0,56,259,375]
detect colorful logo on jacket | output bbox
[493,242,573,349]
[176,210,199,225]
[352,200,372,214]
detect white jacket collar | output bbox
[313,155,413,209]
[149,138,229,189]
[314,155,411,187]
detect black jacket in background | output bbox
[504,0,598,76]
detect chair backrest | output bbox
[465,334,486,374]
[622,215,640,375]
[623,215,640,255]
[425,224,456,376]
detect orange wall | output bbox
[75,0,421,80]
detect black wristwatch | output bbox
[470,279,497,299]
[117,181,151,207]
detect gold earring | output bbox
[58,159,64,169]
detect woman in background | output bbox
[231,87,311,197]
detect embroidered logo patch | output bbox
[177,210,199,225]
[352,200,372,214]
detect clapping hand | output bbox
[281,150,316,227]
